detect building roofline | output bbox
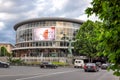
[0,43,15,48]
[14,17,84,31]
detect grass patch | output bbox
[52,62,68,66]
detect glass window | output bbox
[46,42,48,46]
[36,42,38,46]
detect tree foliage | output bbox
[74,20,102,62]
[86,0,120,76]
[0,46,9,56]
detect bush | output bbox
[52,62,68,66]
[9,58,24,66]
[24,62,40,66]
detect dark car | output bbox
[84,63,99,72]
[101,63,110,70]
[0,61,10,68]
[40,62,57,69]
[95,62,102,68]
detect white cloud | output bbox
[21,0,48,19]
[23,0,69,19]
[74,0,98,21]
[0,13,18,20]
[77,14,99,21]
[0,0,15,11]
[0,22,5,30]
[0,0,100,44]
[52,0,68,11]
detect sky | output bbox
[0,0,99,45]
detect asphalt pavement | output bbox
[0,66,118,80]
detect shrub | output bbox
[52,62,68,66]
[9,58,24,65]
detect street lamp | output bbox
[63,33,66,46]
[62,33,66,57]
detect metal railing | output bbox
[13,57,67,63]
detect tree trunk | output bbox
[88,57,93,63]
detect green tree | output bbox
[86,0,120,76]
[0,46,9,56]
[74,20,101,62]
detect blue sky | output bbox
[0,0,98,45]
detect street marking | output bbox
[16,70,79,80]
[0,73,43,77]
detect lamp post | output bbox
[63,33,66,46]
[62,33,66,57]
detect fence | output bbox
[13,57,67,63]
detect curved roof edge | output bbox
[14,17,84,30]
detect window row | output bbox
[16,41,74,48]
[17,21,80,30]
[16,28,78,43]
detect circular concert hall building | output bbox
[13,17,83,57]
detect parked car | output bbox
[95,62,102,68]
[40,62,57,69]
[101,63,110,70]
[84,63,99,72]
[0,61,10,68]
[74,59,85,68]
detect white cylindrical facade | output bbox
[13,17,83,57]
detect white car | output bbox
[74,59,85,68]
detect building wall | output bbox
[0,43,14,53]
[13,18,83,57]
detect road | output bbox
[0,66,118,80]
